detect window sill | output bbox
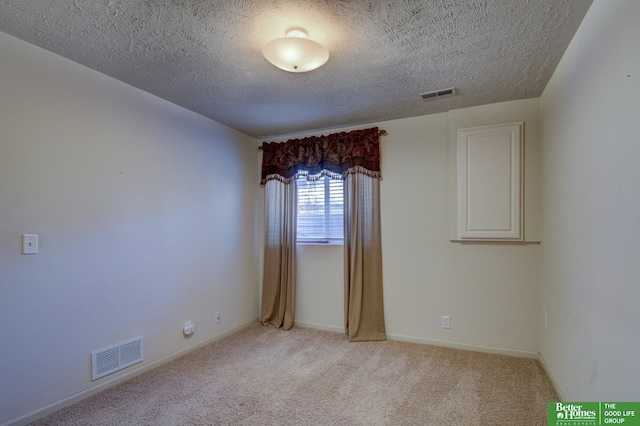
[297,240,343,246]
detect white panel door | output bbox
[457,122,523,240]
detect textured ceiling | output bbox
[0,0,592,138]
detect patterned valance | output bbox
[260,127,381,184]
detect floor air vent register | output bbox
[91,337,143,380]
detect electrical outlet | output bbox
[441,315,451,329]
[215,311,222,324]
[183,321,195,336]
[543,310,548,329]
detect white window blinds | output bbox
[297,176,344,242]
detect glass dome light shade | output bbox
[263,30,329,73]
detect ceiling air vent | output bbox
[420,87,456,100]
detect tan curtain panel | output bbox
[344,171,386,341]
[261,179,297,330]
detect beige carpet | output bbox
[32,324,556,425]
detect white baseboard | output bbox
[538,352,566,401]
[386,333,539,359]
[294,321,344,334]
[294,321,538,359]
[3,319,259,426]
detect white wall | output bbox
[262,98,542,357]
[382,108,540,355]
[539,0,640,401]
[0,32,259,425]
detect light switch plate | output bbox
[22,234,38,255]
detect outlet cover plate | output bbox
[442,315,451,329]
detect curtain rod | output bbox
[258,129,387,150]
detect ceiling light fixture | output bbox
[263,27,329,73]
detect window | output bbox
[297,175,344,243]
